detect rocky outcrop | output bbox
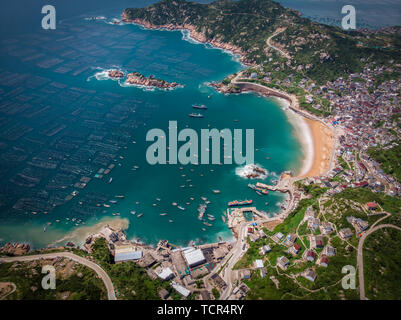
[108,69,124,79]
[209,82,241,94]
[125,71,181,89]
[0,242,30,256]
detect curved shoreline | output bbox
[123,17,334,179]
[275,97,314,176]
[231,80,334,178]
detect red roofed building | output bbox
[290,243,301,255]
[319,256,329,267]
[366,202,377,210]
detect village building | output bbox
[277,256,290,270]
[339,228,354,239]
[304,269,317,282]
[290,243,301,255]
[323,245,337,257]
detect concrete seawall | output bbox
[234,81,318,121]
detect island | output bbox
[125,71,181,89]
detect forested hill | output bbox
[123,0,401,84]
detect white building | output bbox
[254,259,264,269]
[183,248,206,268]
[157,267,175,281]
[171,281,191,298]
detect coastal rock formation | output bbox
[125,71,181,89]
[237,164,268,179]
[108,69,124,79]
[121,16,255,67]
[0,242,30,256]
[84,224,127,252]
[209,81,241,94]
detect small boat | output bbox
[178,206,185,211]
[108,177,113,183]
[192,104,208,110]
[201,197,207,201]
[212,190,221,194]
[130,211,136,215]
[169,219,174,223]
[172,202,177,206]
[104,204,111,208]
[160,213,167,216]
[202,228,206,231]
[137,213,143,218]
[109,200,117,204]
[189,113,203,118]
[208,216,216,221]
[115,195,125,199]
[156,198,161,201]
[222,216,226,223]
[203,222,212,227]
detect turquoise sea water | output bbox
[0,3,304,248]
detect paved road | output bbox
[266,28,290,59]
[357,224,401,300]
[219,216,278,300]
[0,252,116,300]
[220,221,250,299]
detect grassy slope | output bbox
[364,227,401,299]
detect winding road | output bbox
[0,252,116,300]
[357,224,401,300]
[266,28,290,59]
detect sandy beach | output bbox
[280,98,334,178]
[300,118,334,178]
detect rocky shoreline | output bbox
[0,242,30,256]
[121,15,255,67]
